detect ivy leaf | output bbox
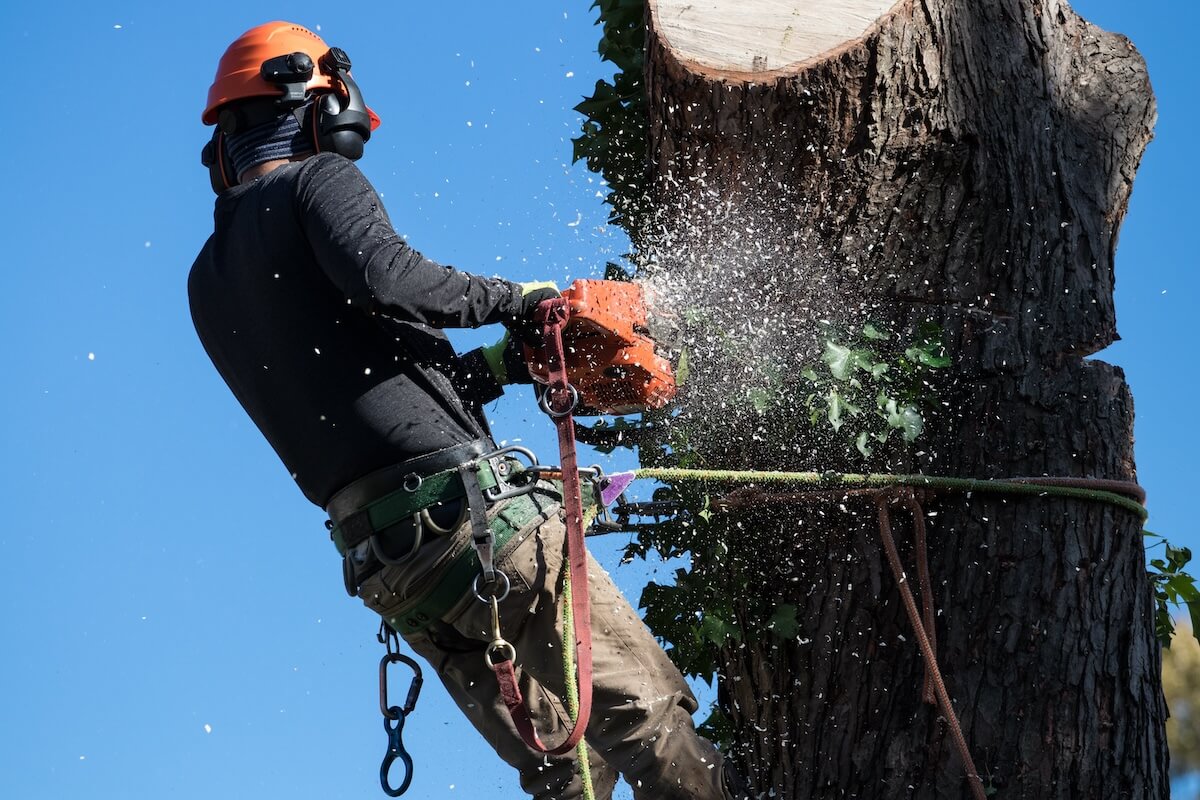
[574,80,621,114]
[676,347,690,387]
[748,387,772,414]
[699,614,735,646]
[856,430,873,457]
[905,344,951,369]
[1167,545,1193,570]
[828,389,845,431]
[767,604,801,639]
[898,406,925,442]
[886,401,924,442]
[863,322,889,340]
[851,348,879,372]
[604,261,633,282]
[823,341,853,380]
[1168,574,1200,604]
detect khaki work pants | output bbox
[361,494,727,800]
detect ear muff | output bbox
[200,129,237,194]
[312,48,372,160]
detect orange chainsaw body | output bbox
[525,279,676,415]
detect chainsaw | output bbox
[524,279,676,416]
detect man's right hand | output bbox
[505,281,561,346]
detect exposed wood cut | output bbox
[650,0,901,75]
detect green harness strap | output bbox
[330,461,512,555]
[381,493,545,635]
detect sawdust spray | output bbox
[632,187,880,471]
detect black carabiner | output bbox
[379,652,423,797]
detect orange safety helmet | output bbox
[202,21,380,130]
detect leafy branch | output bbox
[1146,532,1200,648]
[573,0,648,230]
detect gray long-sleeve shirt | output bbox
[189,153,530,507]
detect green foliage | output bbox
[637,537,742,678]
[675,347,690,387]
[696,704,734,749]
[603,261,634,282]
[1146,531,1200,647]
[573,0,648,230]
[751,321,950,459]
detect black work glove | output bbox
[480,330,538,385]
[503,282,561,347]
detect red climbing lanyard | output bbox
[488,297,594,755]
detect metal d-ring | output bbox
[538,383,580,418]
[371,514,424,567]
[473,569,511,603]
[402,473,423,492]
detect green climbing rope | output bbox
[561,505,598,800]
[632,468,1149,520]
[561,565,595,800]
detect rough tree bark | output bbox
[640,0,1165,797]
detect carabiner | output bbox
[378,652,422,796]
[379,652,422,720]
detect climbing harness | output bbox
[377,624,423,797]
[326,438,534,597]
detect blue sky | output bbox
[0,2,1194,798]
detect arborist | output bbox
[188,21,744,800]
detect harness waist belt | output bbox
[327,438,496,554]
[327,438,494,522]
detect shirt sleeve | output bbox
[294,153,525,328]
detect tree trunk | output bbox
[639,0,1166,797]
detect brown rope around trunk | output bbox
[875,491,987,800]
